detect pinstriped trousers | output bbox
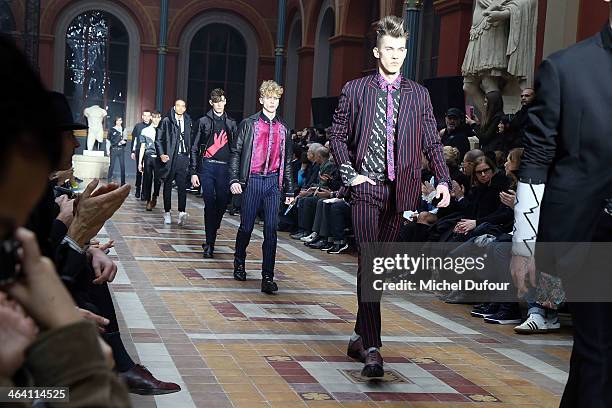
[234,173,281,278]
[351,181,403,349]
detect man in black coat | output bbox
[511,6,612,406]
[156,99,193,226]
[190,89,238,258]
[130,110,152,199]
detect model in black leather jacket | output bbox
[229,112,295,196]
[190,109,238,175]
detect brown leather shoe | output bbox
[346,337,366,363]
[361,350,384,378]
[150,196,157,209]
[119,364,181,395]
[146,201,153,211]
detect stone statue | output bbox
[83,105,107,151]
[462,0,538,113]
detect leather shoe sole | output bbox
[128,387,180,396]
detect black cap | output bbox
[48,91,88,131]
[445,107,464,118]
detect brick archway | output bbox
[167,0,274,55]
[41,0,155,43]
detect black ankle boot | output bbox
[233,262,246,281]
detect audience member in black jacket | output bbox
[475,91,504,154]
[439,108,473,161]
[450,156,511,240]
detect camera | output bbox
[54,185,76,199]
[0,238,22,285]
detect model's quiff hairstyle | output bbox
[259,80,284,98]
[210,88,225,103]
[152,111,162,117]
[376,16,408,47]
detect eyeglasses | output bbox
[475,168,493,176]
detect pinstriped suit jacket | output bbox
[329,74,451,212]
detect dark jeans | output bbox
[142,154,162,202]
[163,153,189,212]
[234,173,280,277]
[298,195,319,232]
[329,200,351,242]
[108,147,125,185]
[198,160,230,246]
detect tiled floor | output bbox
[104,190,573,407]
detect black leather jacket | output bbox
[108,127,126,148]
[229,112,295,196]
[189,110,237,175]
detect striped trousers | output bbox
[351,181,403,349]
[234,173,281,278]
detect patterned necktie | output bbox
[384,80,400,181]
[264,119,274,174]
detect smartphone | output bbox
[431,196,441,207]
[466,105,475,119]
[0,238,22,285]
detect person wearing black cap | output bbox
[439,108,473,161]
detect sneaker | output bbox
[163,212,172,225]
[470,303,499,318]
[290,231,307,240]
[328,243,349,254]
[514,313,561,334]
[301,232,317,242]
[319,242,334,251]
[177,212,188,226]
[484,310,522,325]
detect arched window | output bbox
[187,24,247,121]
[63,10,128,124]
[0,0,15,34]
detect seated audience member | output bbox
[425,156,509,245]
[0,35,131,406]
[439,108,473,160]
[290,143,324,239]
[306,186,351,253]
[469,149,524,320]
[297,147,340,244]
[27,92,181,395]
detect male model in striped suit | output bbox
[330,16,451,378]
[229,81,296,294]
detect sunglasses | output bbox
[475,168,493,176]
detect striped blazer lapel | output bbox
[356,75,379,169]
[396,77,415,154]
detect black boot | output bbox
[233,262,246,281]
[135,186,141,199]
[261,276,278,294]
[202,244,214,259]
